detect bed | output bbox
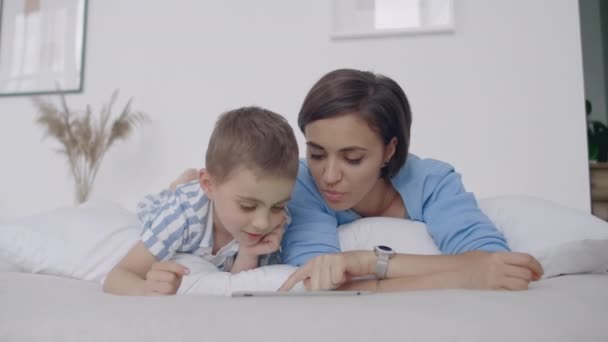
[1,196,608,341]
[1,267,607,342]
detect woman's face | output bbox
[304,113,394,211]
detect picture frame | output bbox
[0,0,88,97]
[331,0,454,40]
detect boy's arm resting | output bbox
[102,242,159,295]
[422,169,510,254]
[282,181,341,266]
[103,242,190,295]
[105,180,204,295]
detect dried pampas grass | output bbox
[33,90,148,203]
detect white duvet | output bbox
[0,270,607,342]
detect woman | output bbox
[278,69,543,292]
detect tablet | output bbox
[231,290,371,297]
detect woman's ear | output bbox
[199,169,215,198]
[384,137,398,163]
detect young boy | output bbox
[103,107,299,296]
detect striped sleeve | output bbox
[136,180,209,261]
[258,251,282,266]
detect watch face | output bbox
[377,245,392,252]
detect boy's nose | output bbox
[252,212,271,232]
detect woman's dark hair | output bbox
[298,69,412,179]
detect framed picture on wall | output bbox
[0,0,88,96]
[331,0,454,39]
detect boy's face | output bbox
[201,167,295,246]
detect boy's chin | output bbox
[237,236,263,246]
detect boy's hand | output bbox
[169,168,199,191]
[143,261,190,295]
[231,220,286,273]
[240,224,285,257]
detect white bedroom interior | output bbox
[1,2,607,342]
[0,0,590,220]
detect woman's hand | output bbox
[169,168,199,191]
[461,251,543,290]
[278,251,373,291]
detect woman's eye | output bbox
[309,154,325,160]
[239,205,256,212]
[345,157,363,165]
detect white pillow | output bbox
[1,195,606,292]
[479,195,608,277]
[0,201,140,282]
[479,195,608,253]
[533,239,608,277]
[339,217,440,255]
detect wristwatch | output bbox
[373,245,396,279]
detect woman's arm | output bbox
[279,250,543,292]
[421,167,510,254]
[338,272,469,292]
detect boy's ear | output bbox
[199,169,215,198]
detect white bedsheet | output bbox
[1,271,607,342]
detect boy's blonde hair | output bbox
[206,106,299,183]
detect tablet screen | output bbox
[231,290,371,297]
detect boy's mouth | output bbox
[245,232,263,240]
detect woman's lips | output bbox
[323,190,345,202]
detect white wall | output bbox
[580,0,607,122]
[0,0,590,220]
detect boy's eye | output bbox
[271,206,285,212]
[239,205,256,212]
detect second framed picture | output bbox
[331,0,454,39]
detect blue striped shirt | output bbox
[136,180,280,271]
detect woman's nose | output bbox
[322,159,341,184]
